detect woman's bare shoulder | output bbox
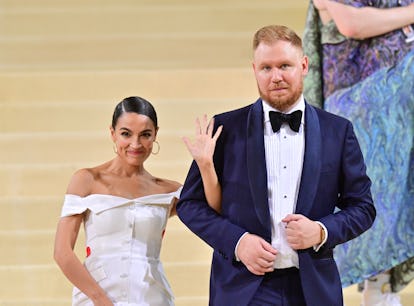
[157,177,182,193]
[66,162,110,197]
[66,168,95,197]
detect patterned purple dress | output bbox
[303,0,414,292]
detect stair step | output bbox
[0,131,192,164]
[0,69,257,103]
[1,219,210,265]
[0,196,65,230]
[0,297,209,306]
[2,0,306,10]
[0,98,243,133]
[0,262,211,300]
[0,196,187,230]
[1,2,307,39]
[0,35,254,71]
[0,161,190,197]
[0,0,308,71]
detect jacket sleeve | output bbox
[319,121,376,249]
[176,160,247,262]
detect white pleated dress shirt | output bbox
[262,96,305,269]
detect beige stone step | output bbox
[0,131,190,163]
[0,0,308,71]
[0,230,80,266]
[0,264,73,301]
[0,262,211,302]
[0,35,254,71]
[0,297,209,306]
[1,216,213,302]
[2,262,413,305]
[1,2,307,38]
[1,218,211,265]
[0,69,257,103]
[0,196,189,230]
[0,196,62,230]
[2,0,307,10]
[0,98,244,133]
[0,162,189,197]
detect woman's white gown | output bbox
[60,189,181,306]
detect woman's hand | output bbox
[92,294,114,306]
[183,114,222,166]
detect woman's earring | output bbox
[113,144,118,154]
[152,140,160,155]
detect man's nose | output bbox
[271,69,283,82]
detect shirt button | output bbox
[120,273,128,278]
[284,195,287,198]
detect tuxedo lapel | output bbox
[295,103,321,215]
[246,100,271,230]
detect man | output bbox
[177,25,376,306]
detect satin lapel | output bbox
[246,100,270,229]
[295,103,321,216]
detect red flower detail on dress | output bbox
[86,246,91,257]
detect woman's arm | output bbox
[183,115,223,213]
[54,171,114,305]
[54,216,113,305]
[313,0,414,39]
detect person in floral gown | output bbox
[303,1,414,305]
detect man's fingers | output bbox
[257,257,275,269]
[261,240,278,255]
[247,260,275,275]
[282,213,303,223]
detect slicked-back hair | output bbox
[111,96,158,129]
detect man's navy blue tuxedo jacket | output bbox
[177,99,376,306]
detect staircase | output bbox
[1,1,412,305]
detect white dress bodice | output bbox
[60,189,181,306]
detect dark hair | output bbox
[111,96,158,129]
[253,25,303,51]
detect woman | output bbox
[54,96,221,305]
[303,1,414,305]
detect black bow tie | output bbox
[269,110,302,133]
